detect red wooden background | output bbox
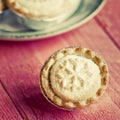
[0,0,120,120]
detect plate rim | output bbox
[0,0,106,41]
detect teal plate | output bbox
[0,0,106,41]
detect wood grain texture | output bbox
[0,81,22,120]
[96,0,120,49]
[0,0,120,120]
[0,44,40,120]
[0,18,120,120]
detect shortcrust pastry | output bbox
[40,47,109,109]
[6,0,80,20]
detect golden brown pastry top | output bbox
[6,0,80,20]
[40,47,109,109]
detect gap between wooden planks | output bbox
[95,0,120,49]
[0,1,120,119]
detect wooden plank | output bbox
[0,0,120,118]
[23,19,120,119]
[95,0,120,49]
[0,17,120,120]
[32,19,120,109]
[0,45,39,120]
[0,81,22,120]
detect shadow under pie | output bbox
[40,46,109,110]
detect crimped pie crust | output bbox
[40,47,109,109]
[6,0,80,19]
